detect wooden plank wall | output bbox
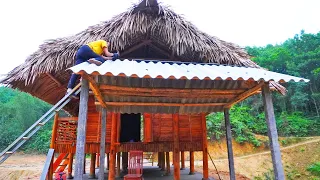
[150,113,203,142]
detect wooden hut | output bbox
[0,0,308,180]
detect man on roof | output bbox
[66,39,119,98]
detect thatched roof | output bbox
[1,0,284,114]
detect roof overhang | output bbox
[69,59,309,114]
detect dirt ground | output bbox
[0,137,319,180]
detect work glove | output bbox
[112,53,120,60]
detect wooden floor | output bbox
[83,166,215,180]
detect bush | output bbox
[307,162,320,177]
[277,112,312,137]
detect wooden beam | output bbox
[99,108,107,180]
[96,102,227,107]
[121,40,152,57]
[83,74,107,108]
[201,113,209,180]
[262,83,285,179]
[100,85,244,95]
[46,73,63,87]
[189,151,195,175]
[180,151,185,170]
[89,153,96,179]
[74,79,89,180]
[149,43,171,58]
[224,108,236,180]
[173,114,180,180]
[101,90,238,99]
[108,113,117,180]
[225,82,264,108]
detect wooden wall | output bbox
[54,100,204,153]
[149,113,203,143]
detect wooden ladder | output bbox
[0,84,81,165]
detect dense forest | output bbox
[0,31,319,153]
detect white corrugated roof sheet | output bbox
[69,59,309,83]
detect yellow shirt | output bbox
[87,40,108,55]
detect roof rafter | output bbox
[224,82,265,108]
[82,74,107,108]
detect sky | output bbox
[0,0,319,78]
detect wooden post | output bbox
[50,111,59,148]
[262,83,285,180]
[157,152,161,168]
[48,111,59,180]
[99,108,107,180]
[67,153,74,179]
[116,152,121,177]
[74,79,89,180]
[83,155,86,174]
[108,113,117,180]
[49,156,54,180]
[107,153,110,170]
[144,113,152,142]
[161,152,165,171]
[173,114,180,180]
[180,151,185,170]
[116,114,121,177]
[224,108,236,180]
[122,152,128,172]
[201,113,209,180]
[189,151,195,175]
[96,154,100,168]
[89,153,96,179]
[165,152,170,175]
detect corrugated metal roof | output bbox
[69,59,309,83]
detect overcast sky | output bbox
[0,0,319,77]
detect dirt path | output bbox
[219,137,320,161]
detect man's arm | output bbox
[103,47,114,57]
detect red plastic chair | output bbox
[124,151,144,180]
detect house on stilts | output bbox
[0,0,309,179]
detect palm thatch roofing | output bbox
[0,0,285,114]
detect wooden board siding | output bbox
[149,113,203,142]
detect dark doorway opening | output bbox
[120,113,141,142]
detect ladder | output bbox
[0,84,81,164]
